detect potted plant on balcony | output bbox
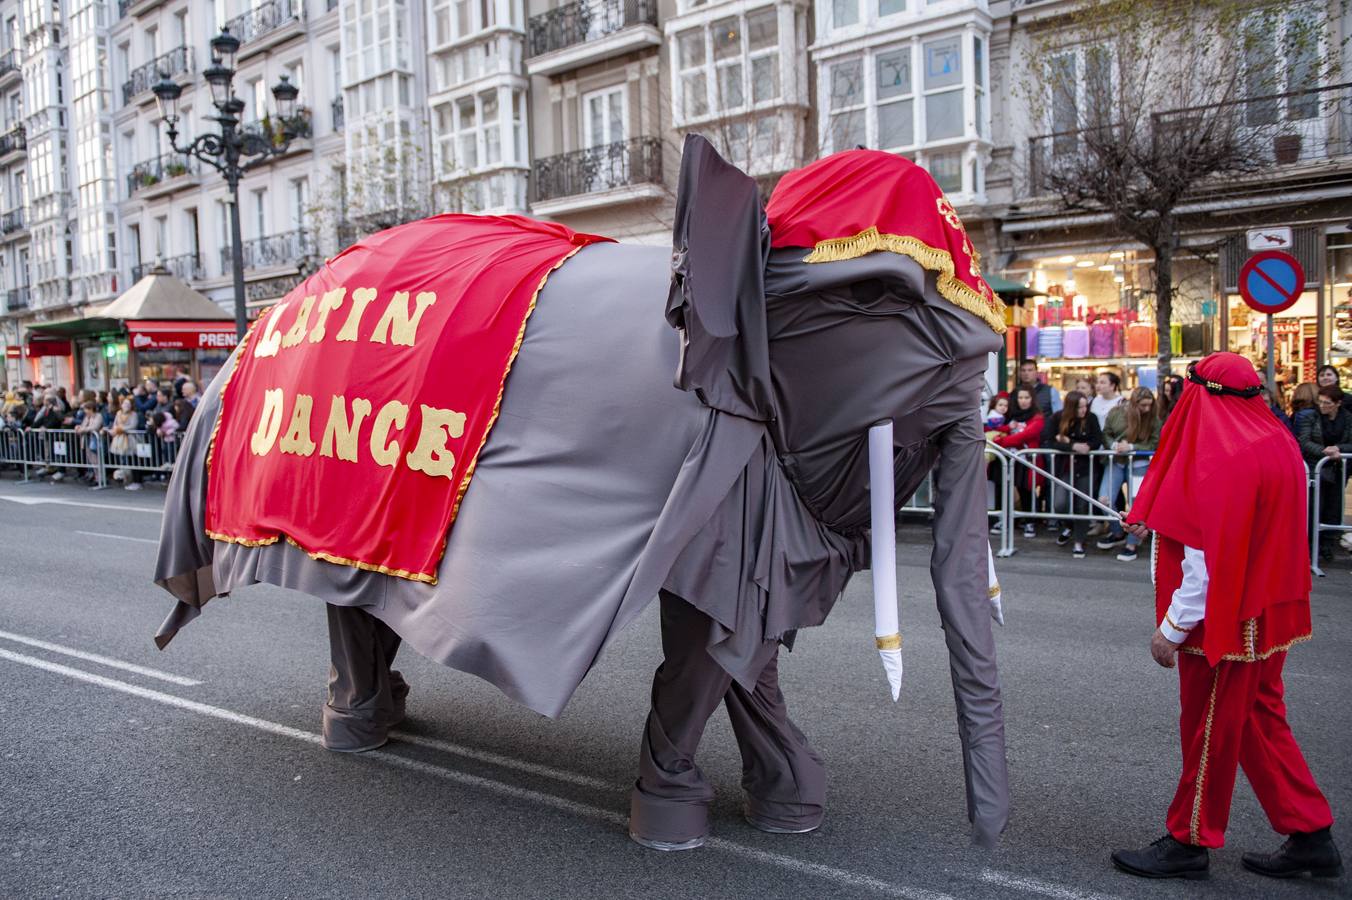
[165,159,190,178]
[1273,132,1302,164]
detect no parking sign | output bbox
[1238,250,1305,315]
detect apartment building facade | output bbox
[3,0,1349,391]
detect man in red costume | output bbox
[1111,352,1341,880]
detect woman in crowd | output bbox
[1288,382,1319,439]
[989,385,1045,538]
[1317,365,1351,414]
[1043,390,1103,559]
[1299,386,1352,561]
[73,399,106,484]
[1096,387,1161,561]
[108,395,143,490]
[1160,374,1185,419]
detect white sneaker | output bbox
[50,472,64,482]
[1341,533,1352,551]
[125,482,143,491]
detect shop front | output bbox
[23,266,235,394]
[998,248,1218,393]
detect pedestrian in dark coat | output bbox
[1043,390,1103,558]
[1299,387,1352,560]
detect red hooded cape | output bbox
[1128,353,1312,663]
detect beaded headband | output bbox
[1186,361,1262,398]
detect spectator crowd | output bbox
[1,376,201,491]
[987,361,1352,564]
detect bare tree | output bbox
[1019,0,1346,382]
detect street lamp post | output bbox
[153,28,302,340]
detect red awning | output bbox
[5,345,20,359]
[127,320,239,352]
[26,336,73,357]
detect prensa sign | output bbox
[126,320,239,351]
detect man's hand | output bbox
[1072,442,1090,454]
[1123,520,1150,539]
[1151,630,1181,668]
[1324,446,1341,459]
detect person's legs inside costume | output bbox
[629,591,825,849]
[323,603,410,753]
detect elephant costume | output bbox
[154,136,1011,847]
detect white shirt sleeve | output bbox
[1159,544,1207,643]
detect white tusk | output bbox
[868,420,903,701]
[987,542,1005,626]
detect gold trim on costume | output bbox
[1190,668,1222,846]
[988,584,1001,599]
[875,633,902,651]
[800,226,1007,334]
[1176,617,1312,662]
[1164,613,1193,633]
[205,307,272,478]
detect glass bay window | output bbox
[819,26,990,197]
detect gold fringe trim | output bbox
[435,241,593,569]
[205,241,595,586]
[1190,668,1221,846]
[800,227,1007,335]
[1177,617,1312,663]
[988,584,1001,599]
[875,633,902,651]
[204,307,273,480]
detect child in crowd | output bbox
[984,392,1010,434]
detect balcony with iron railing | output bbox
[0,49,20,84]
[1026,82,1352,198]
[526,0,660,76]
[225,0,306,60]
[4,285,30,311]
[240,107,314,158]
[0,124,25,162]
[123,47,194,106]
[222,229,316,273]
[127,153,198,198]
[0,208,23,236]
[134,253,204,283]
[531,135,663,213]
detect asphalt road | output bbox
[1,476,1348,900]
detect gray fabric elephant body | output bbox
[153,136,1010,848]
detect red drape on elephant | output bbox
[205,215,612,583]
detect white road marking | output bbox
[0,647,1117,900]
[389,730,613,792]
[0,492,161,514]
[979,870,1122,900]
[76,530,159,545]
[0,629,201,686]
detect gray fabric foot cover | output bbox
[323,603,409,752]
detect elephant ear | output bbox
[666,134,774,422]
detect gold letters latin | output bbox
[244,285,465,479]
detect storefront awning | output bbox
[985,274,1045,299]
[127,320,239,351]
[5,345,20,359]
[26,335,74,357]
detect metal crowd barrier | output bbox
[0,427,108,487]
[0,427,182,488]
[1310,456,1351,579]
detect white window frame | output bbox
[581,84,628,149]
[816,28,990,198]
[670,2,792,129]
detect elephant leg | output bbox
[323,603,408,753]
[629,591,734,848]
[725,646,826,833]
[930,412,1011,847]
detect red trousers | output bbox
[1166,651,1333,848]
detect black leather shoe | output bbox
[1112,835,1209,879]
[1242,827,1344,879]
